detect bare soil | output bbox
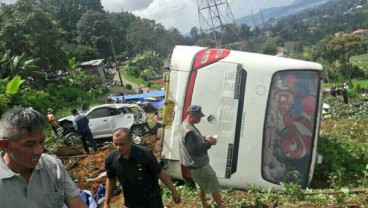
[60,133,368,208]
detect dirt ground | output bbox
[59,132,368,208]
[60,134,167,207]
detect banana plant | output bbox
[6,75,24,95]
[0,75,24,113]
[0,50,38,79]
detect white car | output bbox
[58,103,149,146]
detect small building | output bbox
[79,59,106,81]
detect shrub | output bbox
[15,88,51,115]
[55,86,92,105]
[0,94,10,115]
[125,84,132,90]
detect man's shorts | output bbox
[189,164,220,194]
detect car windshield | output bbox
[128,107,141,115]
[118,107,130,114]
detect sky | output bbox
[1,0,295,33]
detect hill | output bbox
[236,0,333,27]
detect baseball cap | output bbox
[187,105,205,117]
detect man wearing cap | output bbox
[180,105,223,208]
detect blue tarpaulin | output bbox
[111,90,165,108]
[146,99,165,109]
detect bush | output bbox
[16,88,51,115]
[55,86,92,105]
[125,84,132,90]
[0,94,10,115]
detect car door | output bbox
[113,107,135,130]
[87,107,116,138]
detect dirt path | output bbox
[112,68,150,93]
[112,68,137,89]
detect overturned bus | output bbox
[159,45,323,190]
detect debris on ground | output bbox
[59,134,161,207]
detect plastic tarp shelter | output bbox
[111,90,165,109]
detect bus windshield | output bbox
[262,70,320,187]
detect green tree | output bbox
[260,37,277,55]
[222,23,239,45]
[125,18,158,55]
[123,50,163,81]
[77,10,117,58]
[239,24,252,41]
[190,27,199,43]
[20,0,104,42]
[0,2,67,71]
[325,34,367,87]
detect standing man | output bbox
[341,85,349,104]
[180,105,224,208]
[47,108,59,135]
[71,109,97,154]
[0,107,87,208]
[103,127,181,208]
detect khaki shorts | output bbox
[189,164,220,194]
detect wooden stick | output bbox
[303,189,368,195]
[57,155,87,159]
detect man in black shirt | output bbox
[103,128,181,208]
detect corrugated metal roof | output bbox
[80,59,104,66]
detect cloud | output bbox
[0,0,16,3]
[133,0,197,33]
[101,0,153,12]
[101,0,198,34]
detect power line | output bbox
[197,0,238,47]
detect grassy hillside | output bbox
[351,53,368,72]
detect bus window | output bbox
[262,70,320,187]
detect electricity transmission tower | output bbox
[197,0,237,47]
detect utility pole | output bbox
[260,8,266,36]
[250,10,256,29]
[110,39,123,87]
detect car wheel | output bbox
[63,132,81,147]
[131,126,144,144]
